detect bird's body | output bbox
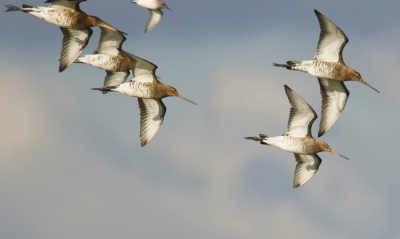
[78,53,132,72]
[108,80,170,99]
[258,135,325,155]
[273,9,379,137]
[131,0,171,32]
[5,1,122,72]
[245,85,348,188]
[277,60,355,81]
[77,28,132,91]
[92,54,196,147]
[15,5,91,29]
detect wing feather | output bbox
[95,27,126,55]
[122,51,158,83]
[59,27,92,72]
[284,85,317,137]
[313,9,348,62]
[318,78,349,137]
[45,0,83,10]
[138,98,166,146]
[101,71,130,94]
[145,9,163,33]
[293,154,322,188]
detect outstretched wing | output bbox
[59,27,92,72]
[138,98,166,146]
[145,9,163,33]
[284,85,317,137]
[318,78,349,137]
[45,0,84,10]
[122,51,158,83]
[95,27,126,55]
[313,9,348,63]
[101,71,130,94]
[293,153,322,188]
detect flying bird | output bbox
[273,9,379,137]
[92,54,196,147]
[5,0,123,72]
[245,85,348,188]
[76,27,133,92]
[131,0,171,33]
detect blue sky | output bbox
[1,0,399,238]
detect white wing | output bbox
[46,0,83,10]
[59,27,92,72]
[318,78,349,137]
[95,27,126,55]
[101,71,130,94]
[284,85,317,137]
[138,98,166,146]
[313,9,348,62]
[293,153,322,188]
[122,51,158,83]
[145,9,163,33]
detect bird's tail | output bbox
[244,134,270,145]
[4,4,22,12]
[91,85,118,94]
[273,61,301,70]
[4,4,33,12]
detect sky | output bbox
[1,0,399,238]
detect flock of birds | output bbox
[5,0,196,147]
[6,2,379,188]
[245,9,379,188]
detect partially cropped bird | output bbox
[5,0,123,72]
[131,0,171,33]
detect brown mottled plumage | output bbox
[5,1,123,72]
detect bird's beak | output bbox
[176,93,197,105]
[329,149,349,160]
[359,78,380,93]
[166,6,172,11]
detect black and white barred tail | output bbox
[91,85,118,94]
[244,134,271,145]
[273,61,301,70]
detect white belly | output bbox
[263,136,315,154]
[77,54,130,71]
[114,81,152,98]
